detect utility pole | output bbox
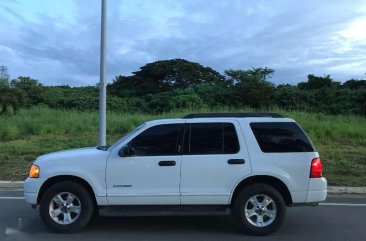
[98,0,107,146]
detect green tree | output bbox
[0,86,21,114]
[246,67,275,81]
[224,68,276,108]
[192,82,233,107]
[142,89,204,113]
[10,76,45,107]
[0,66,10,87]
[298,74,340,90]
[343,79,366,89]
[109,59,225,97]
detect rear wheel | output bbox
[233,183,286,235]
[39,181,94,233]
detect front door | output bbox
[106,122,184,205]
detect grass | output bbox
[0,106,365,186]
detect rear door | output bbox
[180,120,251,204]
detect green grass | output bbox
[0,106,365,186]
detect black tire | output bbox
[39,181,95,233]
[233,183,286,236]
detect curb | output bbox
[1,181,366,194]
[0,181,24,191]
[327,186,366,194]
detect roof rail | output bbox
[183,113,284,119]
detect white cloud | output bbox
[1,0,366,86]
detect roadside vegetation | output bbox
[0,106,365,186]
[0,59,365,185]
[1,60,365,116]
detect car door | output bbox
[106,122,184,205]
[180,120,251,204]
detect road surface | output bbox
[0,191,365,241]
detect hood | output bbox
[35,147,109,163]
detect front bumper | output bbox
[24,192,38,205]
[23,177,46,205]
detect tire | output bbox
[39,181,95,233]
[233,183,286,236]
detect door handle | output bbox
[228,159,245,165]
[158,160,176,166]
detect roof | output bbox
[183,113,284,119]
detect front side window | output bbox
[184,122,240,155]
[128,124,183,156]
[110,123,146,150]
[250,122,315,153]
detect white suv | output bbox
[24,113,327,235]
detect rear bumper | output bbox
[306,177,327,202]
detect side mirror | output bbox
[118,145,135,157]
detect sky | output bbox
[0,0,366,86]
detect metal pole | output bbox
[98,0,107,146]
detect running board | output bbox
[290,202,319,207]
[99,205,231,217]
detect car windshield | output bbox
[108,123,146,150]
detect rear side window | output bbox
[250,122,314,153]
[224,123,240,153]
[184,123,239,155]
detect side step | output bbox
[99,205,231,217]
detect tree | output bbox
[109,59,225,97]
[224,68,276,108]
[0,67,23,114]
[10,76,45,107]
[0,86,21,114]
[298,74,340,90]
[0,66,10,87]
[343,79,366,89]
[246,67,275,81]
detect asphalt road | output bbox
[0,192,365,241]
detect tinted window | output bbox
[224,123,240,153]
[250,122,314,153]
[185,123,239,155]
[189,123,223,154]
[129,124,183,156]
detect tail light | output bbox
[310,158,323,178]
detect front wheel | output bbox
[233,183,286,235]
[39,181,94,233]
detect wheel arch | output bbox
[230,175,292,206]
[37,175,97,206]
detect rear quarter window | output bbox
[250,122,315,153]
